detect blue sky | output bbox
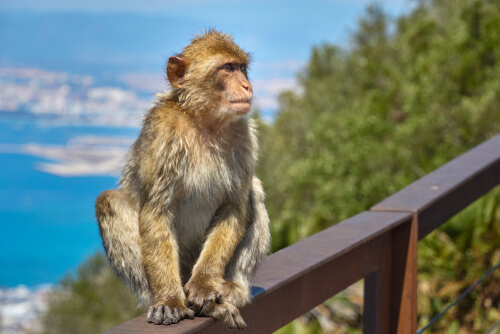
[0,0,412,111]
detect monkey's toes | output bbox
[147,304,194,325]
[221,303,247,330]
[227,312,247,330]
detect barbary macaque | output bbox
[95,30,270,329]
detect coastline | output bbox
[0,284,52,334]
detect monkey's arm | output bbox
[139,204,182,302]
[133,125,195,324]
[184,195,250,311]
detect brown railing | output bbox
[104,133,500,334]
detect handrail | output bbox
[104,133,500,334]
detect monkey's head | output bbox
[166,30,253,121]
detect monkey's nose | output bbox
[242,82,252,92]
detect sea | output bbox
[0,115,139,287]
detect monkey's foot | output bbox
[218,281,249,308]
[147,303,195,325]
[184,277,224,314]
[204,302,247,330]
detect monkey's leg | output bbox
[139,204,195,325]
[95,190,152,307]
[221,177,271,307]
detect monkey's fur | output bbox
[95,30,270,329]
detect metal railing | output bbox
[104,133,500,334]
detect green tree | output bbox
[261,0,500,332]
[40,253,143,334]
[263,0,500,252]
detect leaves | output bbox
[259,0,500,332]
[40,253,143,334]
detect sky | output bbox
[0,0,409,13]
[0,0,413,112]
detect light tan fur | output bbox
[95,30,270,329]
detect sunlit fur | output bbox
[95,30,270,329]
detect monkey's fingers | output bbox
[148,305,165,325]
[147,304,195,325]
[163,306,174,325]
[185,284,219,314]
[147,306,155,323]
[165,306,196,324]
[192,294,217,314]
[183,307,196,320]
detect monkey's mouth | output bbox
[225,98,252,114]
[229,99,252,105]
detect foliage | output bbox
[258,0,500,332]
[262,0,500,252]
[40,253,143,334]
[418,188,500,332]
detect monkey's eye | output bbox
[223,64,234,71]
[240,64,246,72]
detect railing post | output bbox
[364,213,418,334]
[363,233,392,334]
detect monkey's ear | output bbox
[167,57,188,88]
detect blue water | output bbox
[0,116,138,287]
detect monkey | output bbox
[95,30,270,330]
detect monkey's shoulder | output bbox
[140,102,183,133]
[131,104,185,149]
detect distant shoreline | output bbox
[0,138,132,177]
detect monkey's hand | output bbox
[147,300,195,325]
[185,278,247,330]
[184,276,224,315]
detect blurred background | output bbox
[1,0,500,333]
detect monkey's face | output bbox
[215,61,253,116]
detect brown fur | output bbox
[95,30,270,329]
